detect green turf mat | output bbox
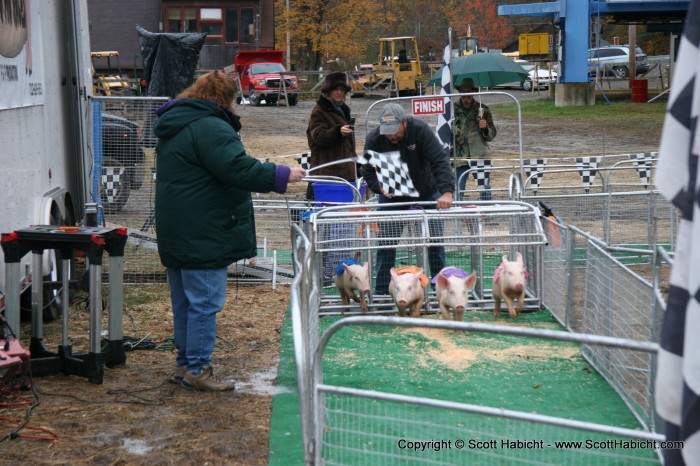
[269,309,658,465]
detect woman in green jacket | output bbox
[154,71,306,391]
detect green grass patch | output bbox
[495,98,666,122]
[269,309,657,465]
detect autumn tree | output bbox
[444,0,514,50]
[276,0,383,71]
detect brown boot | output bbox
[182,366,235,392]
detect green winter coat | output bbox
[452,101,497,165]
[153,99,287,269]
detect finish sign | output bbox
[412,97,446,115]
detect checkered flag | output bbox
[468,159,492,191]
[576,156,600,192]
[297,152,311,170]
[101,167,125,202]
[655,1,700,461]
[435,28,452,149]
[628,152,655,187]
[523,158,547,190]
[364,150,419,197]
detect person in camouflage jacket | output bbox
[452,78,497,200]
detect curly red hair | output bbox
[178,70,239,108]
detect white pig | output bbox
[492,252,526,319]
[435,268,478,321]
[389,267,426,318]
[335,262,371,312]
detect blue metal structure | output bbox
[498,1,689,83]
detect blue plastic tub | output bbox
[312,182,366,203]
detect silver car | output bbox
[588,45,650,78]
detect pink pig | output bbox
[492,252,526,319]
[389,267,426,318]
[435,268,478,321]
[335,262,371,312]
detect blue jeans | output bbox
[167,267,227,374]
[456,165,492,201]
[374,192,446,294]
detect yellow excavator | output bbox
[91,51,132,96]
[365,36,422,96]
[457,25,479,56]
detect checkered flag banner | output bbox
[468,159,492,191]
[364,150,419,197]
[628,152,655,186]
[435,28,452,148]
[576,156,600,191]
[101,167,126,202]
[654,1,700,463]
[297,152,311,170]
[523,158,547,190]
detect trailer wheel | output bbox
[99,157,131,214]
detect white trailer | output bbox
[0,0,93,320]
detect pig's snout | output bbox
[513,283,524,292]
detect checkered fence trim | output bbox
[576,156,601,191]
[522,158,547,190]
[468,159,492,191]
[627,152,656,186]
[297,152,311,170]
[101,167,126,202]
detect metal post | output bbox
[565,227,576,330]
[31,251,44,339]
[4,262,21,339]
[108,254,124,341]
[61,258,71,346]
[88,263,102,354]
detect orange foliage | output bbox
[444,0,514,50]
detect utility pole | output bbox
[286,0,291,70]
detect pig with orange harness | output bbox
[388,266,429,317]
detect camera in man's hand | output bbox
[348,117,356,129]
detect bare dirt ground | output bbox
[1,88,666,465]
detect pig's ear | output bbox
[465,271,477,289]
[416,267,424,275]
[343,263,351,273]
[515,252,523,264]
[437,273,449,288]
[390,267,398,279]
[501,255,509,264]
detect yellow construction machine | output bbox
[91,51,132,96]
[366,37,422,96]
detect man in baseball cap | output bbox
[361,102,455,296]
[378,103,406,135]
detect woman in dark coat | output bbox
[153,71,306,391]
[305,71,357,199]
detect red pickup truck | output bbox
[229,50,299,106]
